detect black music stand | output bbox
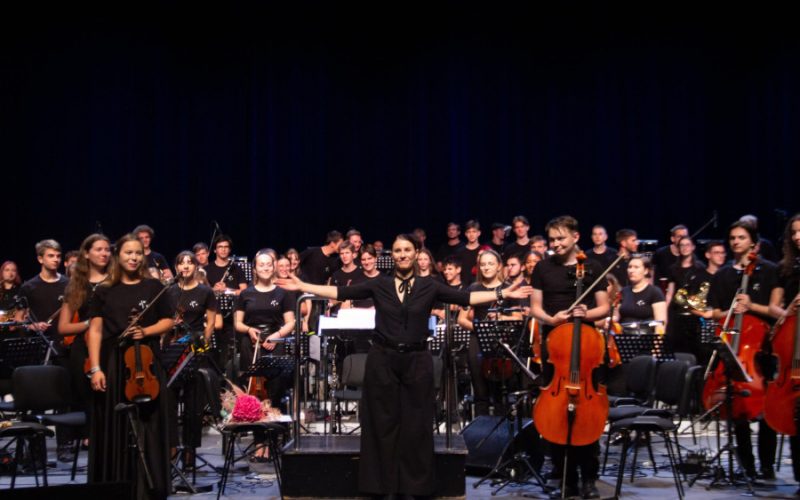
[0,335,50,374]
[429,324,471,353]
[473,320,525,355]
[243,355,295,383]
[689,340,754,493]
[376,254,394,274]
[613,333,674,363]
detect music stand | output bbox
[243,355,295,381]
[429,324,470,353]
[376,254,395,274]
[613,333,675,363]
[473,320,525,355]
[0,336,49,373]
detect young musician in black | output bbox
[489,222,507,254]
[192,242,210,268]
[134,224,173,282]
[0,260,21,315]
[457,219,483,285]
[299,230,342,285]
[15,239,68,337]
[652,224,689,282]
[586,225,617,268]
[616,256,666,327]
[503,215,532,262]
[330,241,366,312]
[434,222,464,270]
[707,221,780,480]
[531,216,609,499]
[765,213,800,493]
[57,234,111,452]
[205,235,247,371]
[432,255,465,322]
[352,244,382,309]
[87,234,174,499]
[610,229,638,287]
[277,234,532,497]
[417,248,439,278]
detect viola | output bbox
[122,307,160,402]
[764,307,800,435]
[533,252,609,446]
[702,252,768,420]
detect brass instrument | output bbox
[673,281,709,314]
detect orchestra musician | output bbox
[616,256,666,331]
[457,249,524,416]
[457,220,484,285]
[503,215,531,262]
[707,220,781,480]
[610,229,638,287]
[205,234,247,372]
[652,224,689,282]
[57,234,111,452]
[351,244,381,309]
[586,225,617,268]
[87,233,174,499]
[134,225,173,282]
[0,260,21,313]
[277,233,532,498]
[416,248,438,278]
[522,250,543,285]
[530,216,609,499]
[434,222,464,270]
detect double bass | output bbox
[702,252,769,420]
[763,295,800,435]
[533,252,609,447]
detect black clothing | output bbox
[664,261,711,362]
[666,261,711,299]
[331,267,367,288]
[337,275,471,495]
[145,251,169,272]
[609,255,631,287]
[352,273,381,308]
[0,284,19,311]
[19,274,68,338]
[653,245,680,281]
[235,286,294,332]
[489,241,505,255]
[618,284,664,323]
[503,240,530,262]
[168,284,216,332]
[777,257,800,300]
[434,240,464,265]
[299,247,339,285]
[586,247,617,269]
[88,279,172,500]
[457,245,481,285]
[531,257,607,317]
[205,260,247,290]
[708,260,778,324]
[757,237,779,264]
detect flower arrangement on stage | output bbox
[220,381,283,423]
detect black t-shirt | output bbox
[299,247,340,285]
[503,241,530,263]
[352,273,381,308]
[205,260,247,290]
[434,240,464,264]
[234,286,293,331]
[531,257,607,316]
[457,246,481,285]
[653,246,680,281]
[466,282,516,321]
[337,275,471,344]
[610,255,631,287]
[488,241,505,255]
[777,258,800,302]
[145,251,170,271]
[708,260,778,323]
[586,247,618,269]
[19,274,68,336]
[75,280,107,322]
[331,267,367,288]
[0,285,20,311]
[168,284,217,332]
[618,284,665,323]
[88,279,172,343]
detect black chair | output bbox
[0,365,87,487]
[196,367,288,500]
[331,353,367,434]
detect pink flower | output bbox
[232,394,264,422]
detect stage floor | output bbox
[1,423,799,499]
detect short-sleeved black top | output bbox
[168,284,217,332]
[337,275,471,344]
[89,279,172,343]
[531,257,607,316]
[235,286,293,332]
[708,260,778,323]
[618,284,665,323]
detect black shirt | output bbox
[434,240,464,264]
[337,275,471,344]
[299,247,340,285]
[75,280,107,322]
[331,267,367,288]
[531,257,608,317]
[708,260,778,323]
[88,279,172,343]
[205,260,247,290]
[168,284,217,332]
[466,282,515,321]
[653,246,680,281]
[19,274,68,336]
[352,273,382,308]
[145,251,170,272]
[618,284,665,323]
[235,286,293,331]
[610,255,631,287]
[488,241,505,255]
[457,246,481,285]
[0,285,20,311]
[586,247,618,269]
[503,241,530,262]
[777,258,800,301]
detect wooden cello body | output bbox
[764,314,800,435]
[533,252,608,446]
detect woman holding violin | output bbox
[57,234,111,446]
[762,214,800,491]
[707,220,781,481]
[277,233,532,498]
[457,249,523,416]
[530,216,609,500]
[87,234,174,500]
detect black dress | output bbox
[338,275,470,495]
[88,279,172,500]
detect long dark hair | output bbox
[780,213,800,278]
[108,234,151,286]
[65,234,110,310]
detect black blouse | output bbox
[337,275,471,344]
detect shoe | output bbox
[758,467,776,480]
[581,480,600,499]
[549,484,579,499]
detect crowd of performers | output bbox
[1,212,799,499]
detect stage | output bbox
[1,421,799,499]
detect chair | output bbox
[331,353,367,434]
[196,367,288,500]
[0,365,87,486]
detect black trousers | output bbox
[734,418,777,474]
[359,344,435,496]
[549,441,600,487]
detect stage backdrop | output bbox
[2,5,798,275]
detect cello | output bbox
[763,293,800,435]
[533,252,609,448]
[702,252,769,420]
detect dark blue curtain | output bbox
[2,5,798,275]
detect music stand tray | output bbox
[473,320,525,355]
[428,324,471,353]
[243,355,295,380]
[613,333,675,363]
[0,336,49,371]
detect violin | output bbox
[533,252,609,446]
[763,293,800,435]
[63,310,81,347]
[123,307,161,402]
[702,252,768,420]
[604,291,623,369]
